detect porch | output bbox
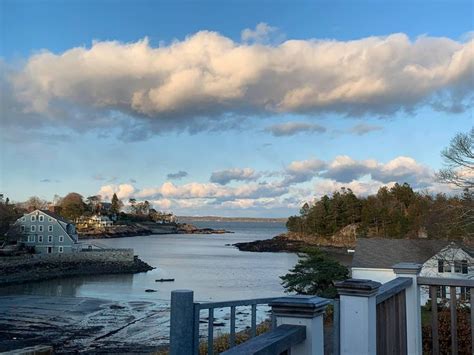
[169,263,473,354]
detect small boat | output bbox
[155,278,175,282]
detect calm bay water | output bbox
[1,221,298,303]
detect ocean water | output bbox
[1,221,298,303]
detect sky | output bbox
[0,0,473,217]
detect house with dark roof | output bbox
[12,209,79,254]
[352,238,473,301]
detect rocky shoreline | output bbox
[78,222,232,239]
[0,256,153,286]
[234,226,357,253]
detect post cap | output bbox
[270,295,330,318]
[335,279,381,297]
[393,262,422,275]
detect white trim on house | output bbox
[48,225,53,232]
[31,215,36,222]
[38,225,43,232]
[48,235,53,243]
[58,246,64,253]
[39,215,44,222]
[59,235,64,242]
[38,235,43,243]
[30,225,36,232]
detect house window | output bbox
[28,235,35,242]
[48,217,53,222]
[39,215,44,222]
[31,215,36,222]
[48,225,53,232]
[438,260,444,273]
[38,225,43,232]
[460,287,471,300]
[58,246,64,253]
[454,261,463,273]
[38,235,43,243]
[462,261,468,274]
[20,225,25,232]
[30,225,36,232]
[21,216,26,222]
[59,235,64,242]
[48,235,53,243]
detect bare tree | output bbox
[437,127,473,190]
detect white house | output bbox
[76,215,113,229]
[351,238,473,303]
[11,209,79,254]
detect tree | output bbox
[0,197,22,237]
[23,196,48,211]
[111,193,123,214]
[86,195,102,214]
[437,127,473,190]
[280,249,349,298]
[128,198,137,214]
[59,193,86,221]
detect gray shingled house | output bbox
[12,209,79,254]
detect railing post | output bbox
[393,263,422,355]
[170,290,195,355]
[336,279,381,355]
[269,295,330,355]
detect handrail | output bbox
[195,297,280,310]
[376,277,412,304]
[221,324,306,355]
[194,297,282,355]
[417,276,474,287]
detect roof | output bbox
[352,238,457,269]
[38,210,73,225]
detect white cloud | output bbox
[98,183,135,200]
[285,158,327,183]
[349,123,383,135]
[210,168,259,185]
[6,32,472,137]
[264,122,326,136]
[241,22,280,43]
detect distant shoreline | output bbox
[178,216,288,223]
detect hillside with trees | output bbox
[287,128,474,243]
[286,184,473,242]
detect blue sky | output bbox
[1,0,473,216]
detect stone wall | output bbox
[0,249,134,267]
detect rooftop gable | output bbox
[352,238,453,269]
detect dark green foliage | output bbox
[287,183,473,240]
[111,193,122,214]
[280,249,349,298]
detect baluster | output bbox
[430,286,439,355]
[251,304,257,338]
[230,306,236,348]
[208,308,214,355]
[450,287,458,355]
[193,305,200,355]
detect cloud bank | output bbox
[98,155,438,214]
[5,30,473,137]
